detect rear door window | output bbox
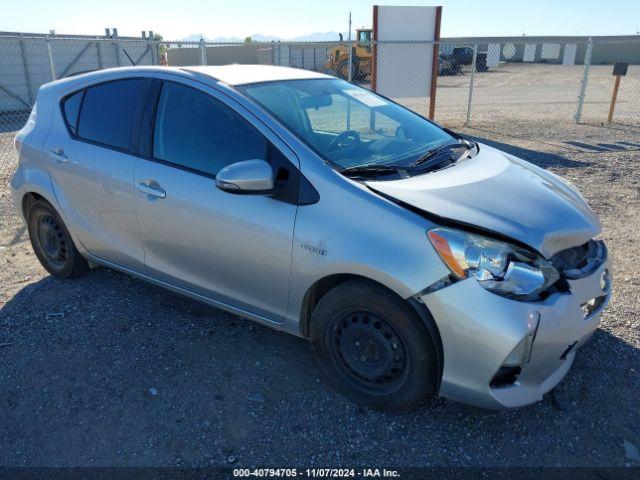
[77,78,145,151]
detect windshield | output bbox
[238,79,454,170]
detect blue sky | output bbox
[3,0,640,39]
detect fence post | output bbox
[148,30,158,65]
[148,39,155,65]
[95,41,103,69]
[18,39,33,104]
[574,37,593,123]
[428,7,443,120]
[199,38,207,65]
[46,37,57,80]
[113,28,121,66]
[465,44,478,127]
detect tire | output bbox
[27,199,89,279]
[310,280,438,411]
[335,60,350,80]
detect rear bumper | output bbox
[9,165,26,223]
[420,259,611,409]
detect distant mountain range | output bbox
[181,31,348,43]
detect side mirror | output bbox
[215,159,274,194]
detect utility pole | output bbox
[346,12,353,131]
[347,12,353,82]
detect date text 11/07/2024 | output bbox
[232,468,401,478]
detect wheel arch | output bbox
[20,187,89,257]
[21,191,47,218]
[299,273,444,389]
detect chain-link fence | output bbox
[0,33,158,179]
[2,33,640,179]
[157,37,640,130]
[433,41,586,126]
[577,38,640,125]
[397,38,640,128]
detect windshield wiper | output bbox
[340,164,402,178]
[409,139,475,169]
[340,139,476,179]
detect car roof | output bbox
[40,64,333,98]
[183,64,331,85]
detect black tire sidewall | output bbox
[310,280,438,411]
[336,60,349,79]
[27,200,87,279]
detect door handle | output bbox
[49,149,68,163]
[137,182,166,199]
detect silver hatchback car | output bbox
[11,65,611,411]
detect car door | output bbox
[133,78,299,322]
[44,77,148,272]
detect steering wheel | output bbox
[325,130,361,156]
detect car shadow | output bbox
[1,268,638,466]
[463,133,593,170]
[0,224,26,248]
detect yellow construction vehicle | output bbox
[325,29,373,81]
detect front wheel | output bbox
[310,280,439,411]
[336,59,351,80]
[27,199,89,279]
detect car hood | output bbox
[365,143,600,258]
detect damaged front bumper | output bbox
[418,258,612,410]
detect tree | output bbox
[244,36,252,43]
[148,32,168,64]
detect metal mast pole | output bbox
[347,12,353,82]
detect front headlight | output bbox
[427,227,559,301]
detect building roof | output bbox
[183,64,331,85]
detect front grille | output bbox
[550,239,606,279]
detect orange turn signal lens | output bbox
[427,230,466,279]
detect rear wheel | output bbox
[310,280,438,411]
[27,199,89,279]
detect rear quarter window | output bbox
[62,90,84,135]
[76,78,145,151]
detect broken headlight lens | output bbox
[428,227,559,301]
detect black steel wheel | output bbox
[27,199,89,278]
[329,309,409,395]
[311,280,439,411]
[36,214,68,268]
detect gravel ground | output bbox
[0,121,639,468]
[392,63,640,127]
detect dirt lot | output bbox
[0,121,639,468]
[392,63,640,127]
